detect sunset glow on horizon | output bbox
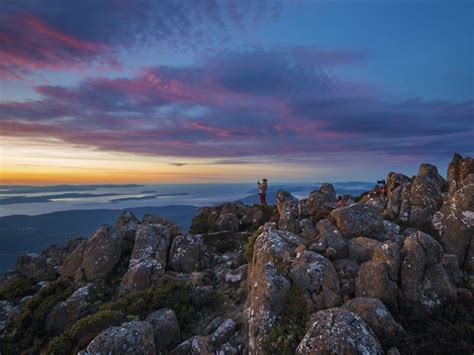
[1,0,472,185]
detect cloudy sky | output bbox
[0,0,472,184]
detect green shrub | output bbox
[244,229,261,263]
[68,309,124,341]
[189,213,217,234]
[0,276,36,301]
[0,279,74,354]
[101,276,196,332]
[263,285,311,355]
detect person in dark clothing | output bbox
[257,178,268,205]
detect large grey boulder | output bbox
[447,153,474,194]
[296,308,383,355]
[355,260,398,307]
[146,308,180,353]
[348,237,381,264]
[169,234,208,273]
[120,223,171,293]
[330,203,384,238]
[409,164,445,226]
[342,297,405,339]
[315,219,347,259]
[276,190,300,233]
[385,172,412,221]
[305,183,337,222]
[86,320,156,355]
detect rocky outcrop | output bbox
[342,297,404,339]
[46,283,96,332]
[146,308,180,353]
[314,219,347,259]
[386,172,412,221]
[169,234,209,273]
[296,308,383,354]
[356,260,398,307]
[276,190,300,233]
[447,153,474,194]
[120,223,171,293]
[409,164,445,226]
[304,183,337,222]
[86,320,156,355]
[330,203,384,238]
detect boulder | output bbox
[442,254,463,287]
[355,261,398,307]
[447,153,474,194]
[146,308,180,353]
[276,190,300,233]
[348,237,381,264]
[0,300,19,334]
[372,241,401,281]
[385,172,412,222]
[315,219,347,259]
[296,308,383,355]
[246,229,305,354]
[170,336,212,355]
[432,181,474,267]
[330,203,384,238]
[290,250,341,311]
[142,214,183,238]
[86,320,156,355]
[400,232,456,309]
[46,284,96,332]
[169,234,208,273]
[120,224,171,293]
[216,213,240,232]
[299,218,316,241]
[305,183,337,222]
[409,164,445,226]
[342,297,405,339]
[210,319,237,347]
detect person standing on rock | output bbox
[258,178,268,205]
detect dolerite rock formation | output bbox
[1,155,473,355]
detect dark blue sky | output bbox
[0,0,472,183]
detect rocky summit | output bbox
[0,154,473,355]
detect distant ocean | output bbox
[0,182,374,217]
[0,182,374,273]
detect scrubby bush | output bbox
[381,297,474,354]
[0,276,36,301]
[244,229,261,263]
[0,279,74,354]
[263,285,311,355]
[189,212,217,234]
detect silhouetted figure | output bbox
[258,179,268,205]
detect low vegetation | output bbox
[263,285,311,355]
[0,276,36,301]
[0,279,74,354]
[381,297,474,354]
[244,229,261,263]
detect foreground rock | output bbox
[330,203,384,238]
[296,308,383,354]
[86,320,156,355]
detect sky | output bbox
[0,0,473,184]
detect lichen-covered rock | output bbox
[356,261,398,307]
[216,213,240,232]
[290,250,341,311]
[334,259,359,302]
[400,232,456,309]
[120,223,171,293]
[348,237,381,264]
[315,219,347,259]
[409,163,445,226]
[276,190,300,233]
[296,308,383,355]
[210,319,236,347]
[142,214,183,238]
[146,308,180,353]
[342,297,405,339]
[86,320,156,355]
[46,283,96,332]
[386,172,412,221]
[0,300,19,334]
[330,203,384,238]
[170,335,212,355]
[246,229,304,354]
[169,234,209,273]
[447,153,474,194]
[442,254,463,286]
[432,181,474,268]
[372,241,401,281]
[299,218,316,241]
[305,183,337,222]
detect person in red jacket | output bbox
[257,179,268,205]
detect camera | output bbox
[377,179,386,185]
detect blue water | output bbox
[0,182,373,217]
